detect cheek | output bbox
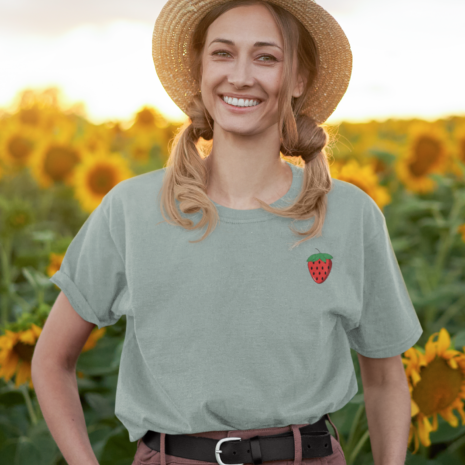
[269,75,284,97]
[254,66,282,94]
[200,67,221,99]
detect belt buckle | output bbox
[215,437,243,465]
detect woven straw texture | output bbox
[152,0,353,124]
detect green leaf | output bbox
[307,253,333,263]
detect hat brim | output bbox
[152,0,352,124]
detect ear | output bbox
[292,73,306,99]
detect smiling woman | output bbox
[156,0,344,247]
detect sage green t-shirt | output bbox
[49,160,423,442]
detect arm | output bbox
[31,291,100,465]
[357,353,412,465]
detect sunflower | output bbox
[403,328,465,453]
[28,117,82,188]
[125,106,175,158]
[395,121,453,194]
[129,106,168,131]
[0,324,42,389]
[330,158,391,210]
[0,197,34,233]
[0,117,40,172]
[72,148,134,213]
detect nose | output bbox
[227,56,254,88]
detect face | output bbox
[200,3,304,138]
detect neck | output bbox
[202,124,292,210]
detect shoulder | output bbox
[328,178,387,243]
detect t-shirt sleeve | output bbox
[345,200,423,358]
[49,196,130,329]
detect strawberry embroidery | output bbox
[307,248,333,284]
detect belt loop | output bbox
[325,414,340,443]
[291,425,302,465]
[161,432,166,465]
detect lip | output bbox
[219,94,263,112]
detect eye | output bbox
[212,50,231,57]
[257,55,277,62]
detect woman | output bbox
[32,1,423,465]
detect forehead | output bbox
[206,4,283,45]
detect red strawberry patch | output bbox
[307,248,333,284]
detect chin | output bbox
[216,121,261,136]
[225,127,260,137]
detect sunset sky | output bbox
[1,0,464,125]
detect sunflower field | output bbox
[0,87,465,464]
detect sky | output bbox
[1,0,464,125]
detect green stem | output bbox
[412,257,432,296]
[347,403,365,448]
[434,294,465,329]
[347,429,370,465]
[345,404,366,465]
[20,383,38,425]
[6,380,39,425]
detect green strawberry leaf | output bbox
[307,253,333,263]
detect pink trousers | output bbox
[132,415,346,465]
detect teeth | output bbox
[222,95,261,107]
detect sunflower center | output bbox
[14,341,35,363]
[136,109,155,126]
[412,357,464,416]
[44,145,80,181]
[408,136,442,177]
[8,135,34,162]
[88,166,117,195]
[19,107,40,126]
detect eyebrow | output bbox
[208,38,283,52]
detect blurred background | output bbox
[1,0,465,123]
[1,1,465,464]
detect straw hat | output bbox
[152,0,353,125]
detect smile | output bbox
[219,94,263,112]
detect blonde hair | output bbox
[159,0,334,248]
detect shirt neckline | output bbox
[208,160,303,223]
